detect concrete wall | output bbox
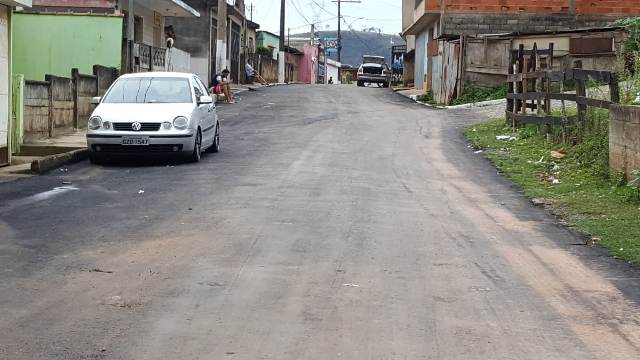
[23,80,49,137]
[12,13,122,81]
[167,47,192,73]
[610,105,640,179]
[22,66,118,140]
[0,5,8,164]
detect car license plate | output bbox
[121,136,149,146]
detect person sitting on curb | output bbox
[209,69,235,104]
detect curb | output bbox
[31,148,89,174]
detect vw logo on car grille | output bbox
[131,122,142,131]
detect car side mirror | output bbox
[198,95,213,104]
[91,96,101,105]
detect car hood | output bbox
[93,103,195,123]
[362,56,385,64]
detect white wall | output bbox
[0,5,9,153]
[167,47,192,73]
[189,57,208,83]
[326,62,340,84]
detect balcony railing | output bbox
[134,43,167,72]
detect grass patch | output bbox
[416,90,437,105]
[451,85,507,106]
[465,119,640,264]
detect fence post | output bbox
[574,60,586,133]
[44,75,54,138]
[506,50,514,120]
[610,72,620,104]
[544,43,554,114]
[516,44,524,114]
[71,68,79,130]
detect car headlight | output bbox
[88,116,102,130]
[162,121,172,130]
[173,116,189,130]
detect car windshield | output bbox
[102,77,192,104]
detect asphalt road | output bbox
[2,85,640,359]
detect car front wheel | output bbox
[207,123,220,153]
[189,131,202,163]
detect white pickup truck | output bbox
[356,55,391,88]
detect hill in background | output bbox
[293,30,404,67]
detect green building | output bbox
[256,30,280,60]
[11,12,123,81]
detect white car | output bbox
[86,72,220,163]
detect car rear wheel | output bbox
[207,123,220,153]
[357,81,364,87]
[189,131,202,163]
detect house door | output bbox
[0,5,9,165]
[230,22,241,83]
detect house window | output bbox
[122,12,143,42]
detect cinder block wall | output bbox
[433,0,640,35]
[609,105,640,179]
[435,0,640,14]
[442,12,624,35]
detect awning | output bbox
[0,0,32,6]
[123,0,200,17]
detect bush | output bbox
[451,84,507,106]
[256,46,273,58]
[416,90,435,104]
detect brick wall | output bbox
[442,12,624,35]
[429,0,640,14]
[32,0,116,8]
[610,105,640,179]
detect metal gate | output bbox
[230,22,241,83]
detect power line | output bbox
[289,0,312,25]
[288,15,339,31]
[342,17,374,52]
[310,0,336,16]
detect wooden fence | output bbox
[506,43,620,141]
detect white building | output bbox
[325,58,341,85]
[0,0,31,166]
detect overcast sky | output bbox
[247,0,402,35]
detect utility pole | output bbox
[288,27,290,48]
[332,0,360,63]
[310,24,314,44]
[249,3,254,22]
[337,0,340,63]
[278,0,286,83]
[127,0,134,72]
